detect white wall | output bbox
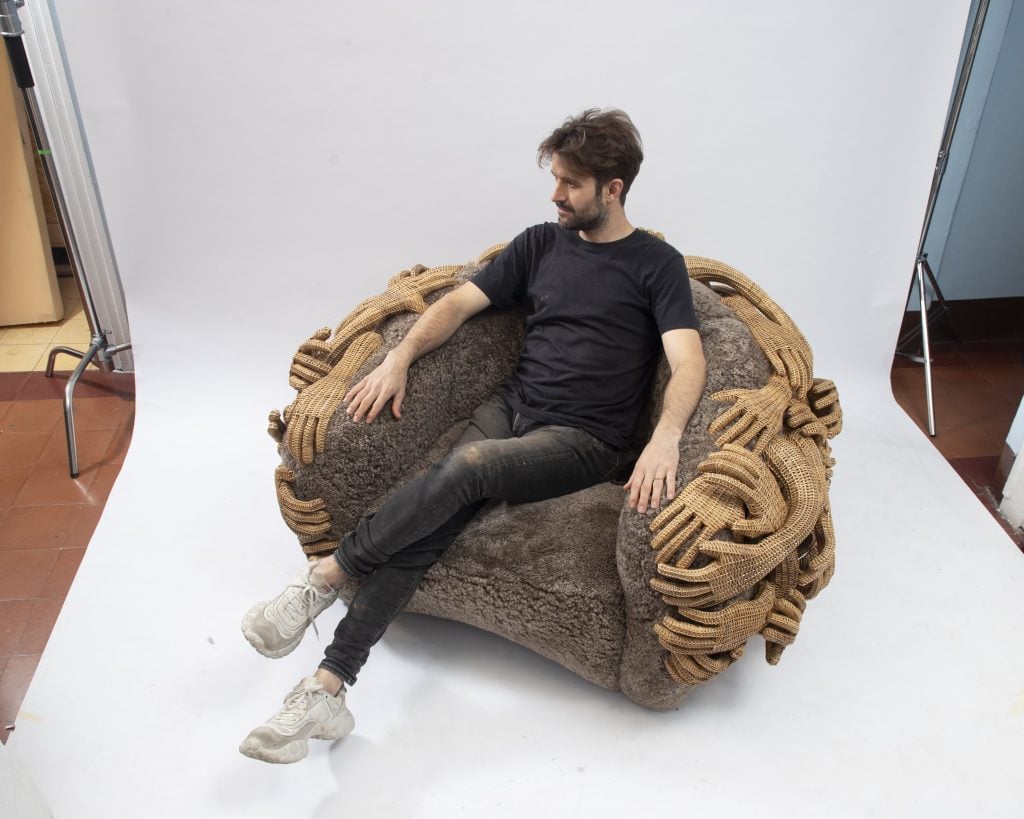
[47,0,969,394]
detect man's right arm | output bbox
[343,281,492,423]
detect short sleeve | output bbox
[470,227,542,310]
[649,254,700,333]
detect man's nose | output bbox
[551,183,565,202]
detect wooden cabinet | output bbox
[0,59,63,326]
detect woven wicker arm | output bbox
[616,257,842,699]
[271,248,524,555]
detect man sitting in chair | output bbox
[240,108,706,764]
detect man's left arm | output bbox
[625,328,706,514]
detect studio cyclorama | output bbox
[1,2,1022,817]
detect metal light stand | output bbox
[2,0,131,477]
[896,0,989,437]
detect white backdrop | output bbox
[9,2,1024,817]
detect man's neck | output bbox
[578,211,635,244]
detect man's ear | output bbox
[605,178,624,203]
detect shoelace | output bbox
[278,580,325,639]
[273,682,325,728]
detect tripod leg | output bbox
[917,260,937,436]
[61,341,102,478]
[920,258,962,343]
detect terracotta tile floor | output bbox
[0,369,134,745]
[891,340,1024,550]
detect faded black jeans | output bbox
[319,393,621,685]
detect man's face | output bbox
[550,153,608,232]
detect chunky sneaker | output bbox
[239,676,355,764]
[241,561,338,659]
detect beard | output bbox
[556,195,608,232]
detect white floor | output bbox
[6,366,1024,818]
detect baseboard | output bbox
[995,443,1016,498]
[899,296,1024,344]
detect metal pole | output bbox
[905,0,990,437]
[916,0,990,261]
[916,259,936,436]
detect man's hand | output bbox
[341,282,493,425]
[344,351,409,423]
[624,429,681,514]
[626,327,705,514]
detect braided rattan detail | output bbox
[275,465,339,556]
[270,261,468,556]
[279,263,464,465]
[649,255,841,686]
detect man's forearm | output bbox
[344,283,490,423]
[389,295,472,368]
[653,358,706,441]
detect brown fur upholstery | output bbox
[276,259,818,710]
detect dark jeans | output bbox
[319,393,620,685]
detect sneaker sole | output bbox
[240,602,303,660]
[239,735,309,764]
[313,707,355,742]
[239,710,355,764]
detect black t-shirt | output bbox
[471,223,698,449]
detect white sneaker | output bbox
[239,676,355,764]
[241,561,338,659]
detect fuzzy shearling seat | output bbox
[268,242,842,710]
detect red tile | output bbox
[0,653,42,736]
[931,422,1004,460]
[890,366,927,397]
[12,467,97,507]
[948,456,1000,492]
[976,365,1024,396]
[81,463,124,504]
[0,505,78,550]
[0,468,31,506]
[932,398,979,430]
[0,600,34,655]
[0,549,59,600]
[71,396,130,430]
[945,390,1018,422]
[16,371,134,401]
[65,504,103,548]
[0,399,63,435]
[0,373,29,401]
[40,548,85,598]
[104,425,134,464]
[932,366,1003,393]
[929,347,968,367]
[15,598,64,654]
[958,343,1024,367]
[0,432,51,468]
[36,427,115,470]
[0,401,11,421]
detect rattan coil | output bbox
[650,256,841,685]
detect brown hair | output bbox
[537,108,644,204]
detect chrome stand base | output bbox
[45,336,132,478]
